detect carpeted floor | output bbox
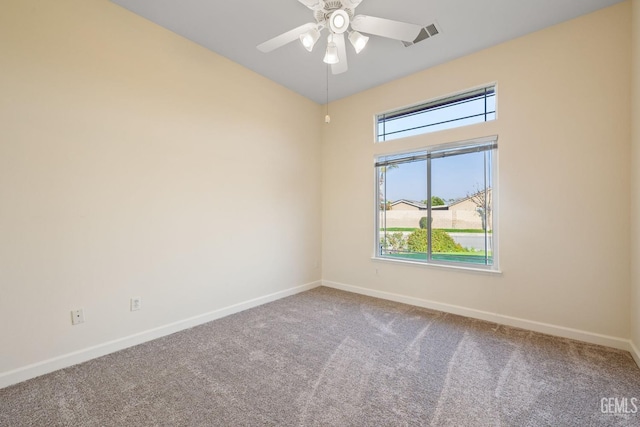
[1,286,639,426]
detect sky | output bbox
[378,91,495,202]
[383,151,491,202]
[377,91,496,142]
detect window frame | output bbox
[374,136,499,272]
[375,84,497,143]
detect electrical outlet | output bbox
[71,309,85,325]
[130,297,142,311]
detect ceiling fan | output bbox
[257,0,423,75]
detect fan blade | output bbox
[257,23,317,53]
[342,0,363,8]
[298,0,324,10]
[332,33,348,75]
[351,15,422,42]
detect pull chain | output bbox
[325,64,331,124]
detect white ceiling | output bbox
[110,0,624,104]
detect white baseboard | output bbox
[0,281,322,389]
[3,279,635,389]
[323,280,635,354]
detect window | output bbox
[376,85,496,142]
[376,138,497,269]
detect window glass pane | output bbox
[382,115,488,141]
[378,160,427,260]
[377,86,496,142]
[431,151,493,265]
[376,140,496,269]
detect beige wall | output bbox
[0,0,322,378]
[632,0,640,356]
[322,3,632,339]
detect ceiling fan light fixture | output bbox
[323,36,340,64]
[329,9,350,34]
[300,27,321,52]
[348,30,369,54]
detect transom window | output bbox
[376,85,496,142]
[376,138,498,270]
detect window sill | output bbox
[371,256,502,275]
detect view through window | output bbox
[376,140,497,268]
[376,85,496,142]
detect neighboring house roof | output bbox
[448,188,493,209]
[391,200,449,210]
[391,199,427,210]
[390,189,492,212]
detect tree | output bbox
[419,216,431,229]
[380,201,392,211]
[432,196,445,206]
[467,185,492,230]
[420,196,446,206]
[378,164,398,210]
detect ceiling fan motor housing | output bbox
[314,1,355,27]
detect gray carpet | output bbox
[1,287,639,426]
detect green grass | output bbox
[380,228,492,233]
